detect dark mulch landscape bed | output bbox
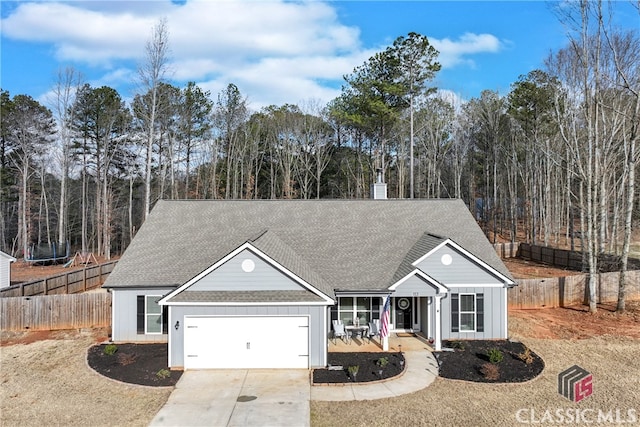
[435,339,544,383]
[313,352,405,384]
[87,343,182,387]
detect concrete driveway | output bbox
[149,370,310,427]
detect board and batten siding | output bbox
[190,249,301,291]
[392,274,439,297]
[111,288,173,342]
[169,305,327,369]
[441,286,507,340]
[416,245,504,285]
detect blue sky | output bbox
[1,1,638,110]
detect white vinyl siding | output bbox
[111,289,170,343]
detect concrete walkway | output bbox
[149,369,310,427]
[310,349,439,401]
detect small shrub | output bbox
[103,344,118,356]
[377,357,389,368]
[156,369,171,379]
[347,365,359,379]
[515,347,534,365]
[480,362,500,380]
[488,348,504,364]
[450,341,466,351]
[117,352,138,366]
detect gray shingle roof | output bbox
[167,290,325,303]
[390,232,446,284]
[104,199,513,293]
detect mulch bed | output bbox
[87,343,182,387]
[435,339,544,383]
[312,352,405,384]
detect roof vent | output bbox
[370,168,387,200]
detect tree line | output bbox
[0,2,638,311]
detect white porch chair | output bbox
[332,320,349,344]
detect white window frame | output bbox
[145,295,163,335]
[458,293,476,332]
[338,297,373,326]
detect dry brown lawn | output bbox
[0,330,171,427]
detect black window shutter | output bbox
[162,305,168,334]
[137,295,145,334]
[451,294,459,332]
[476,294,484,332]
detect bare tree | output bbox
[138,18,171,220]
[4,95,55,257]
[49,66,83,247]
[599,25,640,312]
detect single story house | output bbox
[0,250,17,289]
[103,195,515,370]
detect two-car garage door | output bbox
[183,316,309,369]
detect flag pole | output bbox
[381,295,390,351]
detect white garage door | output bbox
[184,316,309,369]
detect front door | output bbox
[395,297,412,330]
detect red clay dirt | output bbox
[502,257,581,279]
[509,301,640,340]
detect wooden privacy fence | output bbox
[1,292,111,331]
[493,242,520,259]
[518,243,583,270]
[508,270,640,309]
[0,261,117,297]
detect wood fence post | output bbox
[83,268,87,292]
[44,278,48,295]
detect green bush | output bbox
[156,369,171,379]
[348,365,360,378]
[450,340,466,351]
[488,348,504,364]
[103,344,118,356]
[377,357,389,368]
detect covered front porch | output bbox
[328,330,435,353]
[331,276,446,351]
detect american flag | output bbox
[380,296,390,339]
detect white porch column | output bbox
[434,295,442,351]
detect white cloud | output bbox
[431,33,503,69]
[1,0,363,107]
[435,89,467,111]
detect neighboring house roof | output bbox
[104,199,514,293]
[0,251,17,262]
